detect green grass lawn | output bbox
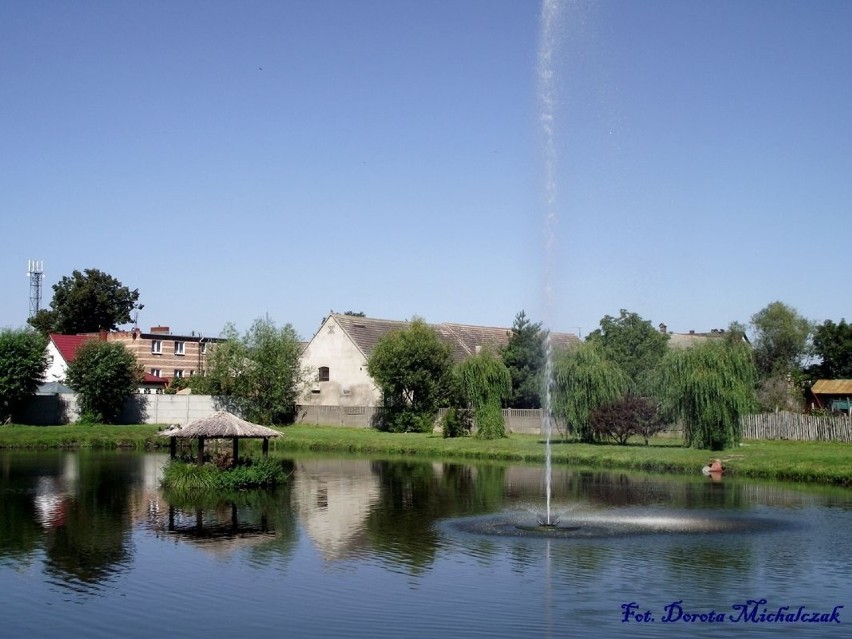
[2,422,851,485]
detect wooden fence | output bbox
[740,412,852,442]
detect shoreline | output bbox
[1,423,850,486]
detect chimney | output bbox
[658,323,667,334]
[150,326,170,334]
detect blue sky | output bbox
[2,1,850,342]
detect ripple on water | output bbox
[441,508,786,540]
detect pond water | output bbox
[1,450,850,638]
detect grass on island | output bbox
[1,422,851,485]
[160,457,289,494]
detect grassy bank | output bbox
[0,423,164,449]
[2,423,851,485]
[276,425,852,485]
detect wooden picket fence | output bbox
[740,412,852,442]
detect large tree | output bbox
[656,340,757,450]
[750,301,813,378]
[552,342,629,443]
[28,268,141,336]
[205,318,306,425]
[810,318,852,379]
[501,311,546,409]
[0,329,48,423]
[454,349,512,439]
[368,319,453,433]
[585,309,669,393]
[65,340,141,423]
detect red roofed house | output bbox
[45,333,168,393]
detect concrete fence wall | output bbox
[18,394,219,426]
[18,396,852,442]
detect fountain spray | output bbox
[538,0,562,527]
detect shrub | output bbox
[442,407,473,438]
[590,396,665,445]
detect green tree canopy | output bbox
[28,268,141,336]
[585,309,669,393]
[205,318,306,425]
[500,311,546,409]
[656,340,757,450]
[65,340,142,423]
[454,349,511,439]
[750,301,813,378]
[552,342,629,442]
[810,318,852,379]
[367,319,453,433]
[0,329,48,422]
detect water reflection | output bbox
[1,450,852,607]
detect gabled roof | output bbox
[326,313,579,363]
[49,334,95,363]
[811,380,852,395]
[332,315,411,359]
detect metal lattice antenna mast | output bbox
[27,260,44,318]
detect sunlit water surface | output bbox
[1,451,850,638]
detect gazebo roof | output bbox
[162,411,283,439]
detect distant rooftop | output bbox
[326,313,580,362]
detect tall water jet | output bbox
[537,0,562,527]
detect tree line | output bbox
[3,267,851,450]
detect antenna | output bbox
[27,260,44,318]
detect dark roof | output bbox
[328,314,579,363]
[37,381,74,395]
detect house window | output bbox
[189,370,195,377]
[318,366,330,382]
[174,341,185,355]
[174,369,184,378]
[151,340,162,354]
[151,368,161,377]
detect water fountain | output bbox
[445,0,780,541]
[538,0,560,531]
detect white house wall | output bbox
[44,341,67,382]
[300,316,380,406]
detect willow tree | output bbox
[454,349,512,439]
[552,342,629,443]
[656,340,757,450]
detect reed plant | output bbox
[160,457,287,493]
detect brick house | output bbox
[90,326,223,382]
[45,333,168,393]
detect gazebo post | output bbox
[232,438,239,468]
[197,436,206,466]
[262,437,269,457]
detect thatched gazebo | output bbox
[162,410,282,467]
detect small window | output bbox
[189,370,195,377]
[174,369,184,378]
[318,366,330,382]
[151,368,161,377]
[151,340,162,354]
[175,341,185,355]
